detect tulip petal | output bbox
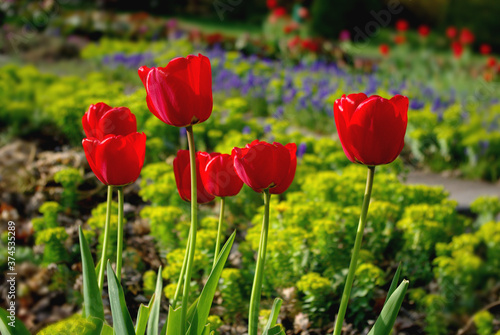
[349,97,402,165]
[146,68,196,127]
[270,143,296,194]
[96,107,137,139]
[138,66,151,88]
[82,138,106,184]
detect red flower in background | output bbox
[301,38,319,53]
[82,133,146,186]
[395,19,409,32]
[232,140,297,194]
[287,36,301,49]
[272,7,287,18]
[418,25,430,37]
[173,150,217,204]
[379,44,390,56]
[283,22,298,34]
[138,54,213,128]
[201,153,244,197]
[480,44,492,55]
[266,0,277,9]
[452,41,463,58]
[334,93,408,166]
[394,35,406,44]
[298,7,309,19]
[446,26,457,39]
[82,103,137,140]
[459,28,475,45]
[487,57,497,68]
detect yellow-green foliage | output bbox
[470,196,500,217]
[219,268,245,322]
[87,201,118,261]
[39,201,62,228]
[140,206,184,250]
[54,168,83,188]
[297,272,333,324]
[207,315,223,334]
[474,310,494,335]
[35,227,69,265]
[37,314,97,335]
[162,248,208,282]
[139,163,178,206]
[142,270,157,298]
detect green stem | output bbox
[172,229,191,309]
[212,197,226,270]
[97,185,113,292]
[116,186,124,283]
[180,125,198,334]
[333,166,375,335]
[248,189,271,335]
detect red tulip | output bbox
[138,54,213,128]
[394,35,406,44]
[418,25,430,37]
[173,150,217,204]
[379,44,390,56]
[201,153,244,197]
[480,44,492,55]
[395,19,408,32]
[459,28,474,45]
[446,26,457,39]
[272,7,287,18]
[232,140,297,194]
[266,0,277,9]
[82,133,146,186]
[452,41,463,58]
[82,103,137,140]
[487,57,497,68]
[334,93,408,166]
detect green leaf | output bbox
[0,307,31,335]
[78,226,104,330]
[187,231,236,335]
[101,324,114,335]
[368,279,409,335]
[265,325,285,335]
[135,299,153,335]
[201,325,211,335]
[107,261,136,335]
[262,298,283,335]
[166,305,182,335]
[147,266,163,335]
[384,263,401,305]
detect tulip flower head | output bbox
[173,150,217,204]
[82,133,146,186]
[82,103,137,140]
[232,140,296,194]
[138,54,213,128]
[201,153,244,198]
[334,93,408,166]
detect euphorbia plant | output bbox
[332,93,409,335]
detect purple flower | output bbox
[242,126,251,134]
[264,124,272,133]
[297,142,307,158]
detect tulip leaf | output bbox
[166,305,182,335]
[107,261,135,335]
[187,231,236,335]
[265,325,285,335]
[384,263,402,306]
[0,307,31,335]
[147,266,163,335]
[78,226,104,331]
[135,299,153,335]
[262,298,283,335]
[367,279,409,335]
[101,324,114,335]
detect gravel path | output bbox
[404,170,500,208]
